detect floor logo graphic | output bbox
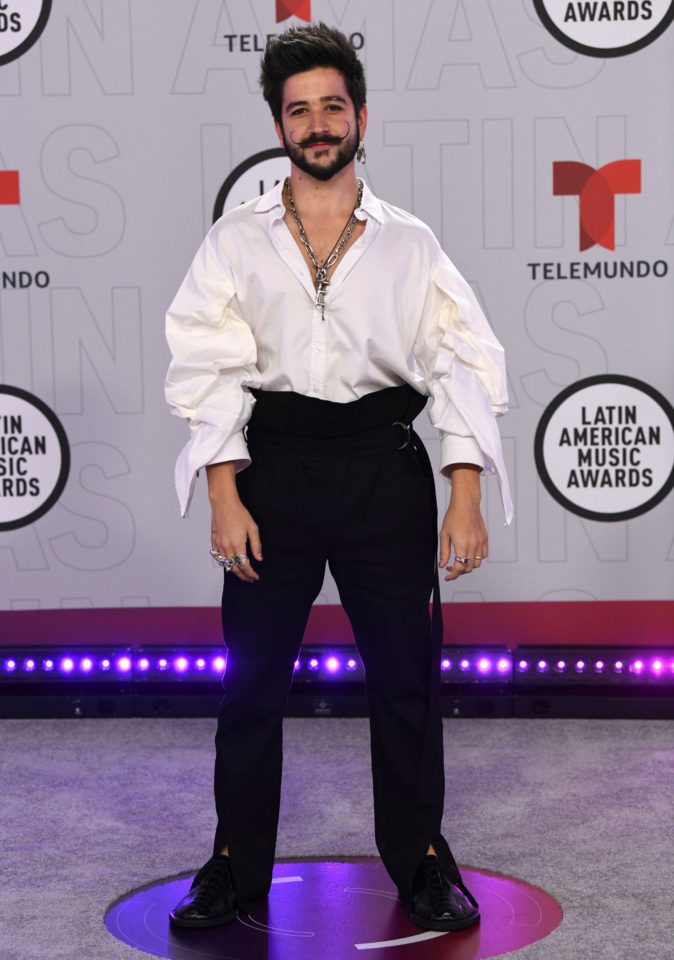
[0,169,20,204]
[534,375,674,522]
[276,0,311,21]
[534,1,674,57]
[0,0,52,66]
[553,159,641,251]
[213,149,289,223]
[0,386,70,531]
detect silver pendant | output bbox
[315,267,330,317]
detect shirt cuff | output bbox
[203,429,251,473]
[440,434,485,475]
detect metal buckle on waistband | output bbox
[392,420,411,450]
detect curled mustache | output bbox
[289,121,351,148]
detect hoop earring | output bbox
[356,140,367,164]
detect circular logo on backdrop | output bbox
[213,148,290,222]
[0,0,52,67]
[534,375,674,522]
[0,386,70,531]
[533,0,674,57]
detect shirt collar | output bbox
[254,177,384,224]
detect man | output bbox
[165,22,512,933]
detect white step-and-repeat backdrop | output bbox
[1,1,673,619]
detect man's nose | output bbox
[308,110,330,133]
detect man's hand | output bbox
[439,464,488,581]
[207,462,262,583]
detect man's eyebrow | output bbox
[285,95,348,112]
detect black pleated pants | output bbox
[211,385,470,913]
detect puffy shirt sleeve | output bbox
[165,228,259,517]
[413,247,513,524]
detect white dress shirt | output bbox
[165,181,513,523]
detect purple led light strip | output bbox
[1,651,673,681]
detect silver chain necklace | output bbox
[285,177,364,320]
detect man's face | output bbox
[275,67,367,182]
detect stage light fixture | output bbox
[514,648,674,687]
[2,644,671,705]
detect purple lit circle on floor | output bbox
[496,657,510,674]
[104,858,563,960]
[477,657,491,674]
[213,656,226,672]
[326,656,340,672]
[117,656,132,673]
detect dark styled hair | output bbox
[259,22,366,123]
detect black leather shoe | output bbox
[169,854,237,928]
[408,855,480,932]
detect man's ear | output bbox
[274,118,285,149]
[357,104,368,140]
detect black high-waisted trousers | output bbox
[211,384,474,913]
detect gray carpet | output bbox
[1,716,672,960]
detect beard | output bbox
[281,122,359,182]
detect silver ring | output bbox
[455,556,471,565]
[392,420,411,450]
[210,549,235,572]
[233,554,248,568]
